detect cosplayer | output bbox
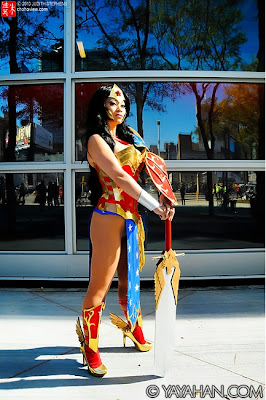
[76,84,176,377]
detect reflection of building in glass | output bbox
[149,142,177,160]
[177,133,241,160]
[164,142,177,159]
[76,49,112,71]
[38,41,64,72]
[149,144,158,154]
[4,123,54,162]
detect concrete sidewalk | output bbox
[0,284,264,400]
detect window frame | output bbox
[0,1,264,279]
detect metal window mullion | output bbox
[71,0,76,74]
[64,73,73,255]
[0,75,66,84]
[64,0,72,74]
[72,70,265,84]
[0,163,66,172]
[165,160,265,172]
[0,71,264,85]
[70,160,265,172]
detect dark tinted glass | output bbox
[75,82,265,161]
[0,4,64,74]
[0,84,64,162]
[0,172,65,250]
[75,170,264,251]
[146,170,264,250]
[75,0,263,72]
[75,172,94,251]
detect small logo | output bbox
[1,1,16,17]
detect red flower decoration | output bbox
[115,90,121,96]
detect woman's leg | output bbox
[79,212,126,376]
[83,212,126,310]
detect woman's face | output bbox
[104,96,126,124]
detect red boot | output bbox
[109,300,152,352]
[76,302,107,377]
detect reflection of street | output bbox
[175,192,251,209]
[19,192,64,206]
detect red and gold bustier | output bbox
[94,143,147,270]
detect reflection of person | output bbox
[59,186,64,204]
[76,84,176,377]
[52,182,59,206]
[18,183,26,205]
[36,180,46,206]
[47,181,53,206]
[180,183,186,205]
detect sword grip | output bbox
[165,219,172,251]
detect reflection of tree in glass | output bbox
[217,84,260,159]
[0,10,63,74]
[76,0,170,136]
[151,0,247,71]
[190,83,261,160]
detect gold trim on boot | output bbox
[110,313,153,352]
[76,303,107,377]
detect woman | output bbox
[76,84,176,377]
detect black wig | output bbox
[86,84,135,205]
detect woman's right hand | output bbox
[153,205,169,220]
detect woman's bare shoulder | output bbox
[88,133,105,146]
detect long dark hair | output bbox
[86,84,135,205]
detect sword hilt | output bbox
[165,219,172,251]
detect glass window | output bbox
[75,82,265,161]
[0,172,65,251]
[75,170,264,251]
[75,0,263,72]
[75,172,94,251]
[0,5,64,74]
[145,170,264,250]
[0,84,64,162]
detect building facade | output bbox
[0,0,264,280]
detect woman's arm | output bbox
[88,135,168,219]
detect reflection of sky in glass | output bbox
[0,7,64,74]
[127,92,196,149]
[238,0,259,63]
[127,84,229,149]
[76,0,259,71]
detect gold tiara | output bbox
[109,84,125,102]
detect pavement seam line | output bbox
[4,348,77,380]
[173,348,265,386]
[28,290,81,315]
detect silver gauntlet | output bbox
[138,189,160,211]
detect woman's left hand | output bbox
[159,194,175,221]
